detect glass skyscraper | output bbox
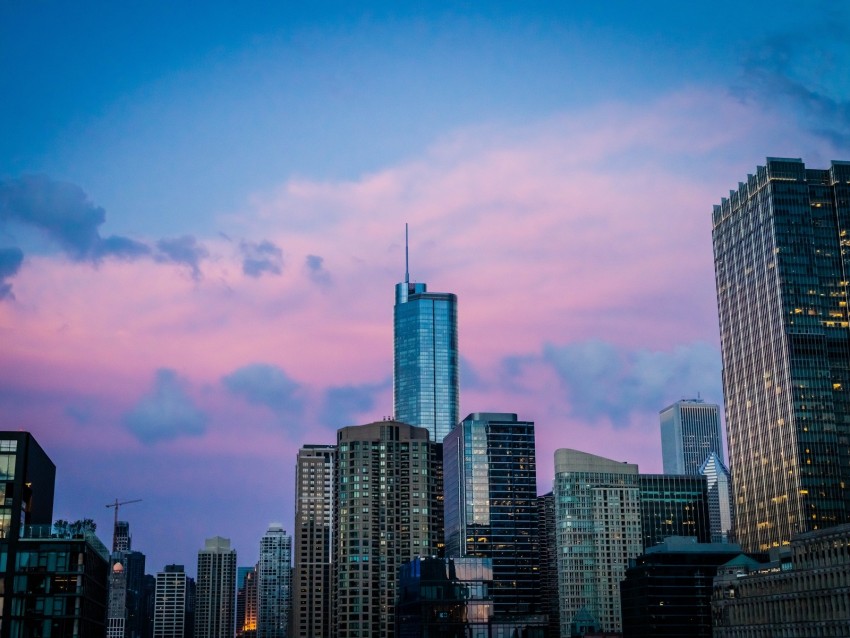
[659,398,724,475]
[712,158,850,552]
[393,244,459,443]
[443,413,540,620]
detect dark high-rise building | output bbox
[293,444,335,638]
[115,520,132,551]
[236,566,254,638]
[257,524,292,638]
[712,158,850,551]
[443,413,540,620]
[333,421,443,637]
[194,537,236,638]
[659,398,724,475]
[537,492,559,638]
[0,431,55,542]
[638,474,712,550]
[620,537,764,638]
[393,230,459,443]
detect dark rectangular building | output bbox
[639,474,711,550]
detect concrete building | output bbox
[194,537,237,638]
[154,564,191,638]
[712,158,850,551]
[333,420,443,637]
[293,444,335,638]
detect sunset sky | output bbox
[2,2,849,574]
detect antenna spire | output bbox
[404,223,409,284]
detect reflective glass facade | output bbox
[553,449,642,636]
[699,452,734,543]
[638,474,711,550]
[444,413,540,619]
[712,158,850,551]
[394,281,459,444]
[257,525,291,638]
[659,399,724,475]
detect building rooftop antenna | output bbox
[405,223,409,284]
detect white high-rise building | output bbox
[257,524,292,638]
[700,452,735,543]
[195,537,236,638]
[659,398,724,475]
[554,449,642,637]
[154,565,188,638]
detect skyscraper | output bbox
[293,444,335,638]
[333,420,443,637]
[443,413,540,620]
[553,449,642,637]
[393,228,459,443]
[659,398,724,475]
[194,537,237,638]
[154,565,189,638]
[638,474,712,549]
[257,524,292,638]
[699,452,734,543]
[712,158,850,551]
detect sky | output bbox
[1,1,849,576]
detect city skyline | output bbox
[1,2,849,573]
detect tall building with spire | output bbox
[712,158,850,551]
[393,225,459,443]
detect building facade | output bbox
[553,449,642,637]
[293,444,335,638]
[712,523,850,637]
[257,525,292,638]
[443,413,540,619]
[712,158,850,551]
[700,452,734,543]
[659,398,724,475]
[538,492,560,638]
[638,474,711,550]
[333,421,444,637]
[393,253,459,443]
[194,537,237,638]
[108,561,128,638]
[154,565,189,638]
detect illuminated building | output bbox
[393,229,459,443]
[660,398,724,475]
[195,536,237,638]
[333,421,443,637]
[257,524,292,638]
[638,473,711,549]
[293,444,335,638]
[712,158,850,551]
[443,413,541,623]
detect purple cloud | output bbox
[124,369,208,444]
[241,240,283,278]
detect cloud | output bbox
[124,369,208,443]
[222,363,304,417]
[538,340,722,427]
[735,20,850,151]
[0,247,23,300]
[0,174,150,262]
[240,240,283,278]
[319,380,389,428]
[305,254,331,286]
[156,235,209,280]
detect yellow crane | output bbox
[105,498,142,553]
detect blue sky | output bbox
[1,1,848,575]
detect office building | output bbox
[240,566,258,638]
[257,524,292,638]
[108,561,129,638]
[712,158,850,551]
[396,557,494,638]
[660,398,724,475]
[712,523,850,637]
[537,492,560,638]
[620,537,764,638]
[293,444,335,638]
[638,474,711,550]
[195,537,237,638]
[443,413,540,620]
[333,420,443,637]
[393,231,459,443]
[0,431,55,542]
[236,566,254,638]
[700,452,734,543]
[154,564,195,638]
[553,449,642,637]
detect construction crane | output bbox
[106,498,142,553]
